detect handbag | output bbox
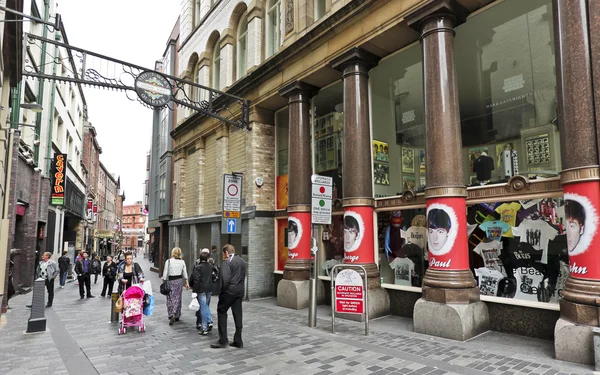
[115,296,123,312]
[159,260,171,296]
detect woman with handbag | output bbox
[117,252,145,294]
[162,247,189,325]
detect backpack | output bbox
[212,265,220,283]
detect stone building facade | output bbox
[170,0,600,365]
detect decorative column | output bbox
[331,48,390,320]
[407,0,489,341]
[276,81,324,310]
[553,0,600,365]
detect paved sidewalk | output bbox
[0,257,594,375]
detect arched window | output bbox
[315,0,326,21]
[212,41,220,89]
[266,0,281,58]
[237,15,248,79]
[195,0,201,25]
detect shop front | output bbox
[274,0,599,364]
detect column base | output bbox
[277,279,325,310]
[335,287,390,322]
[554,317,595,365]
[413,298,489,341]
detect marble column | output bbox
[331,47,390,320]
[276,81,325,309]
[407,0,489,341]
[553,0,600,365]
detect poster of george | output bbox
[372,140,389,162]
[402,148,415,173]
[276,174,289,210]
[468,147,489,173]
[402,175,416,191]
[276,219,289,271]
[374,163,390,185]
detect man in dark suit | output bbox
[211,244,246,349]
[74,251,95,299]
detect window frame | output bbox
[212,41,221,90]
[237,15,248,80]
[266,0,281,58]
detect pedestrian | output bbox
[75,250,83,263]
[162,247,189,325]
[92,255,102,284]
[100,255,118,297]
[190,248,214,335]
[36,252,60,308]
[58,250,70,288]
[75,252,95,299]
[116,252,145,293]
[211,244,246,349]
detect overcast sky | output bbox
[57,1,180,204]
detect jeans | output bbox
[197,292,212,330]
[59,271,67,287]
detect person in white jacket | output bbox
[37,252,60,307]
[162,247,189,325]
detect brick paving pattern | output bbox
[0,258,593,375]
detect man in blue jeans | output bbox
[190,248,214,335]
[58,250,70,288]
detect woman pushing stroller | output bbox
[117,251,145,292]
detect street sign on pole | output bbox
[221,174,243,235]
[311,174,332,225]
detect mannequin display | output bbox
[401,226,427,259]
[501,143,519,178]
[473,151,495,184]
[384,211,404,261]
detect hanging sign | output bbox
[134,70,172,107]
[51,153,67,205]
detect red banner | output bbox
[563,181,600,280]
[426,197,469,270]
[288,212,311,261]
[343,206,374,264]
[336,299,364,314]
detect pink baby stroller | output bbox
[118,285,145,335]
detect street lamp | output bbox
[19,103,43,113]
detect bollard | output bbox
[111,292,120,323]
[27,278,46,333]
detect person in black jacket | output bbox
[58,250,70,288]
[190,249,215,335]
[211,244,246,349]
[92,255,102,284]
[74,252,95,299]
[100,255,118,297]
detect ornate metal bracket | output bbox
[22,33,251,130]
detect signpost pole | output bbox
[308,230,317,327]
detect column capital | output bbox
[279,81,319,99]
[247,0,263,21]
[406,0,468,33]
[330,47,380,73]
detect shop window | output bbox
[377,209,427,286]
[275,108,289,210]
[318,215,344,277]
[467,197,566,304]
[312,82,343,200]
[370,45,424,198]
[455,0,559,186]
[276,219,288,271]
[236,15,248,79]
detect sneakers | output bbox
[60,286,64,289]
[207,323,213,332]
[198,329,208,336]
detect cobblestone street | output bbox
[0,258,595,375]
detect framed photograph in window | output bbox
[374,163,390,185]
[402,148,415,173]
[373,140,389,162]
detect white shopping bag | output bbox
[132,280,153,296]
[189,293,199,311]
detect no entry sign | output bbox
[334,269,364,314]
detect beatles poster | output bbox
[374,163,390,185]
[287,212,311,261]
[373,140,389,162]
[563,182,600,280]
[426,198,469,270]
[401,148,415,173]
[343,207,374,264]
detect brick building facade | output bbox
[122,202,146,250]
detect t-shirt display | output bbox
[389,257,415,286]
[514,267,545,302]
[475,267,505,296]
[512,219,558,264]
[401,226,427,255]
[473,240,504,274]
[495,202,522,237]
[479,220,511,241]
[322,259,341,276]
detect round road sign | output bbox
[227,184,239,197]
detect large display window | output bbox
[317,214,344,277]
[468,197,566,304]
[377,208,428,286]
[455,0,559,186]
[370,45,424,198]
[312,83,344,200]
